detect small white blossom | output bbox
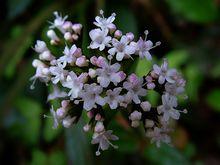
[91,130,119,156]
[50,11,68,33]
[96,62,121,87]
[80,83,105,111]
[89,28,111,51]
[34,40,48,53]
[123,74,147,104]
[49,65,68,84]
[62,71,84,100]
[157,93,180,121]
[146,127,171,147]
[104,87,123,109]
[108,35,135,61]
[153,59,177,84]
[93,10,116,30]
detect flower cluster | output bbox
[31,10,187,155]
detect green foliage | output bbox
[15,97,42,145]
[135,58,152,77]
[166,0,218,23]
[166,50,189,68]
[206,89,220,112]
[144,144,189,165]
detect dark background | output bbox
[0,0,220,164]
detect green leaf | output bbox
[185,64,203,102]
[48,151,66,165]
[135,58,152,77]
[15,97,42,145]
[31,150,47,165]
[206,89,220,112]
[144,144,189,165]
[43,117,62,142]
[166,0,218,23]
[7,0,33,20]
[166,50,189,68]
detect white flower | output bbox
[153,59,177,84]
[49,65,68,84]
[132,30,161,60]
[157,93,180,121]
[79,83,105,111]
[30,60,50,89]
[91,130,119,156]
[47,85,67,101]
[108,35,135,61]
[50,11,68,33]
[34,40,48,53]
[57,45,79,68]
[89,28,111,51]
[104,87,123,109]
[50,106,59,129]
[62,71,84,100]
[123,74,147,104]
[93,10,116,30]
[146,127,171,147]
[96,62,121,87]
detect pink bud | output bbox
[87,111,94,118]
[95,114,102,121]
[61,100,69,108]
[140,101,151,111]
[56,107,66,118]
[89,69,96,78]
[83,124,90,132]
[96,56,106,67]
[126,32,134,41]
[72,23,82,34]
[108,23,116,34]
[128,73,139,84]
[114,30,122,38]
[62,21,72,30]
[90,56,98,65]
[64,32,73,41]
[118,71,126,81]
[76,56,88,67]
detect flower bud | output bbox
[79,73,88,83]
[83,124,91,132]
[74,48,82,57]
[145,119,154,128]
[32,59,44,68]
[131,120,140,127]
[129,111,142,121]
[118,71,126,81]
[126,32,134,41]
[76,56,88,67]
[64,32,73,41]
[108,23,116,34]
[95,114,102,121]
[90,56,98,65]
[47,30,59,41]
[96,56,106,67]
[128,74,139,85]
[56,107,66,118]
[61,100,69,108]
[89,69,96,78]
[147,82,155,89]
[62,21,72,31]
[72,23,82,34]
[72,34,79,40]
[114,30,122,38]
[87,111,94,118]
[34,40,47,53]
[94,122,104,133]
[140,101,151,111]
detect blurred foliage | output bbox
[0,0,220,164]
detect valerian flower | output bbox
[104,87,123,109]
[79,83,105,111]
[91,130,119,156]
[108,35,136,61]
[89,28,111,51]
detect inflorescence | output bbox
[30,10,187,156]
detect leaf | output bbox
[185,64,203,102]
[15,97,42,145]
[206,89,220,112]
[166,0,218,23]
[144,144,189,165]
[166,50,189,68]
[7,0,33,20]
[31,150,47,165]
[135,58,152,77]
[48,151,66,165]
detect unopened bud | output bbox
[76,56,88,67]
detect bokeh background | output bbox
[0,0,220,164]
